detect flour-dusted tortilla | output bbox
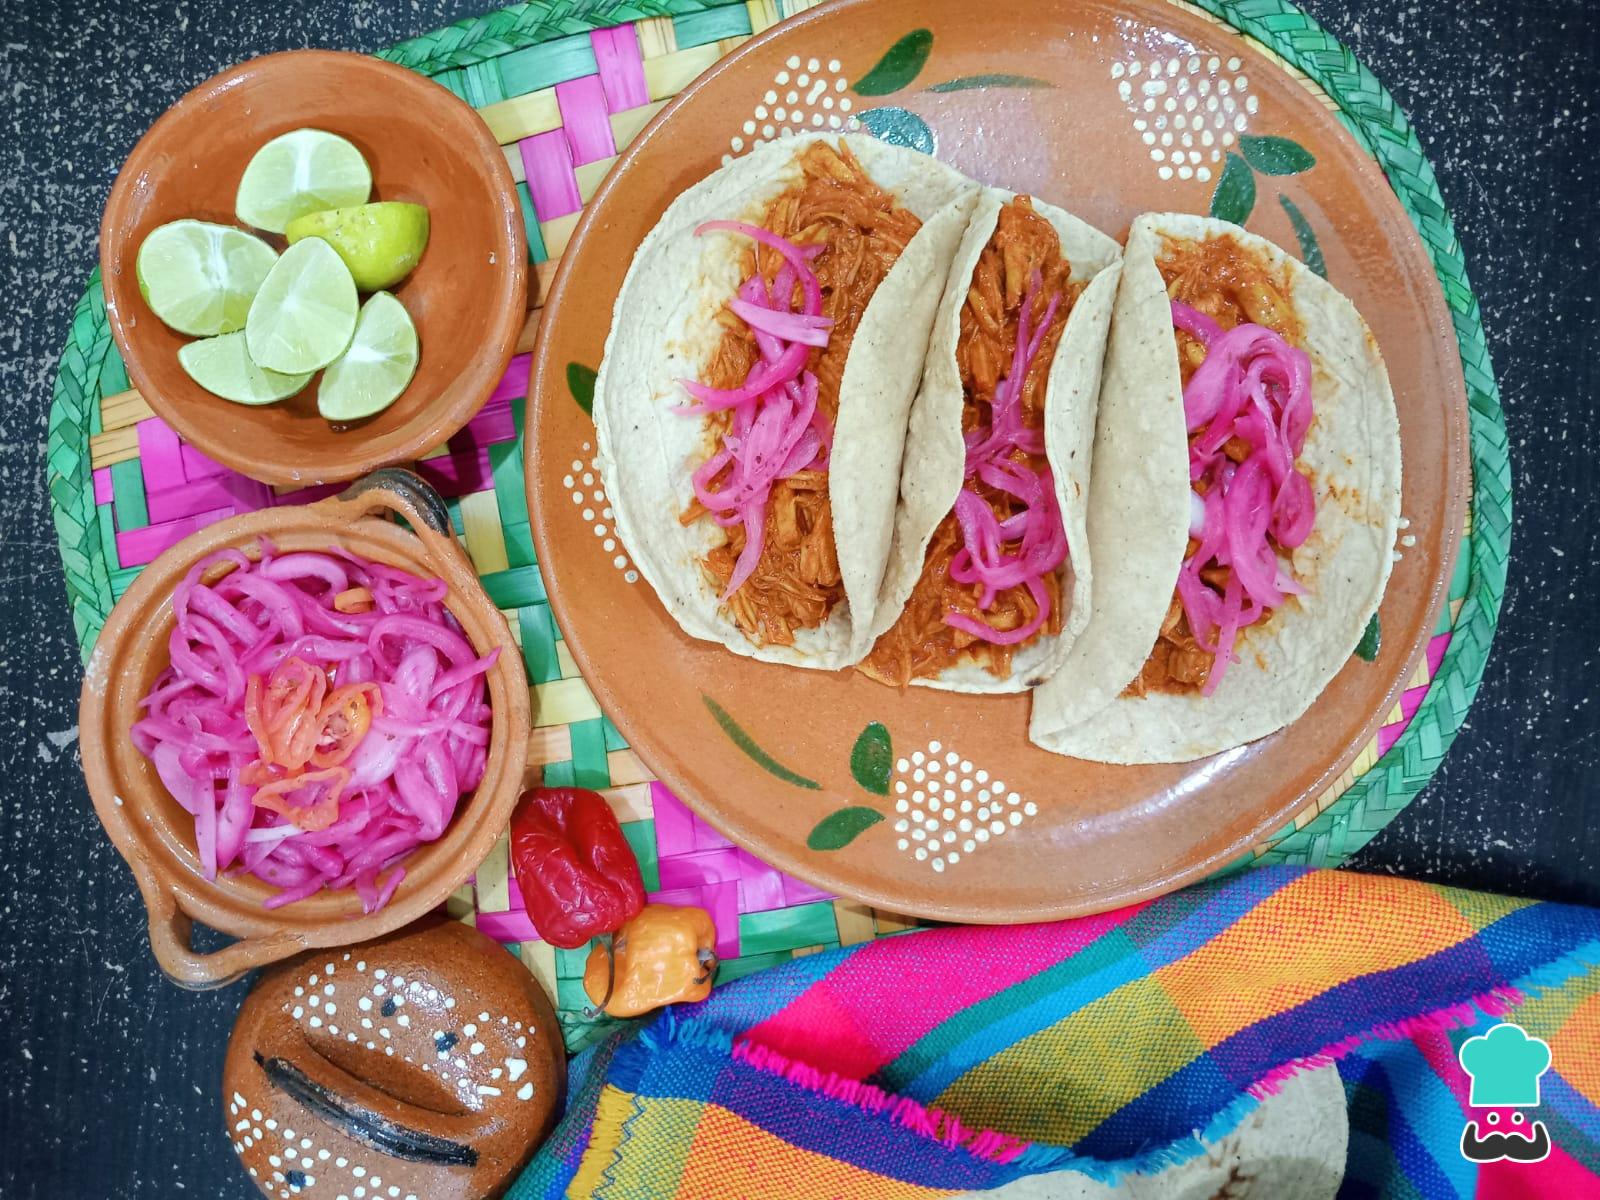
[861,190,1121,691]
[592,133,978,670]
[1030,213,1402,762]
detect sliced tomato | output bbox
[244,657,329,771]
[250,767,351,832]
[310,683,382,769]
[333,587,374,613]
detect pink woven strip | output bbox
[475,908,536,943]
[519,130,582,221]
[1425,630,1451,677]
[136,418,184,489]
[273,482,341,507]
[117,506,235,567]
[731,849,790,912]
[652,782,734,855]
[147,473,273,523]
[776,861,833,908]
[490,354,532,405]
[454,405,517,450]
[590,24,649,111]
[555,75,617,166]
[1375,632,1452,757]
[658,846,744,891]
[93,468,112,505]
[416,447,494,496]
[651,881,741,960]
[180,444,233,482]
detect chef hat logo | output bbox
[1459,1023,1552,1108]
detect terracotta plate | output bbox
[527,0,1468,921]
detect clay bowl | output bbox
[99,50,527,487]
[79,469,531,989]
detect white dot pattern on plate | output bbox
[889,740,1039,874]
[568,442,634,582]
[723,59,854,161]
[1110,51,1257,184]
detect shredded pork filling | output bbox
[680,142,922,646]
[861,198,1081,686]
[1126,235,1308,697]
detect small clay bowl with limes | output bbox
[100,49,527,488]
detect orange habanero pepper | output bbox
[583,903,718,1018]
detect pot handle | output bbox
[141,870,307,990]
[330,467,459,560]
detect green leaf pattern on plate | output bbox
[929,73,1052,93]
[1240,135,1317,176]
[1279,195,1328,278]
[807,806,885,851]
[850,722,893,795]
[567,362,597,417]
[1209,151,1257,223]
[857,107,936,154]
[702,695,820,789]
[1355,613,1381,662]
[852,30,933,96]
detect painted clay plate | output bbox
[527,0,1468,921]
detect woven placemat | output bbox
[48,0,1507,1049]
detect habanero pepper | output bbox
[582,903,718,1018]
[509,787,646,949]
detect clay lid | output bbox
[223,919,565,1200]
[99,49,527,487]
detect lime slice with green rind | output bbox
[318,292,420,421]
[245,237,359,374]
[136,220,277,337]
[235,129,372,235]
[285,202,430,291]
[178,332,313,405]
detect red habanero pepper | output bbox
[510,787,646,949]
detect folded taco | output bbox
[859,191,1122,691]
[593,134,978,669]
[1030,213,1402,762]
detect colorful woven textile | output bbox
[509,868,1600,1199]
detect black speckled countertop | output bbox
[3,0,1597,1195]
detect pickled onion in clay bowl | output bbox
[79,470,530,989]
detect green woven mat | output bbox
[47,0,1508,1043]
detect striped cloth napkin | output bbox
[510,867,1600,1198]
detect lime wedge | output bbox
[136,220,277,337]
[235,129,372,234]
[285,202,430,291]
[245,238,359,373]
[318,292,419,421]
[178,332,312,405]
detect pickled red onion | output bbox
[132,539,496,911]
[1170,303,1316,695]
[679,224,834,598]
[943,271,1069,648]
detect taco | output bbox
[1030,213,1402,762]
[592,134,978,670]
[859,191,1122,691]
